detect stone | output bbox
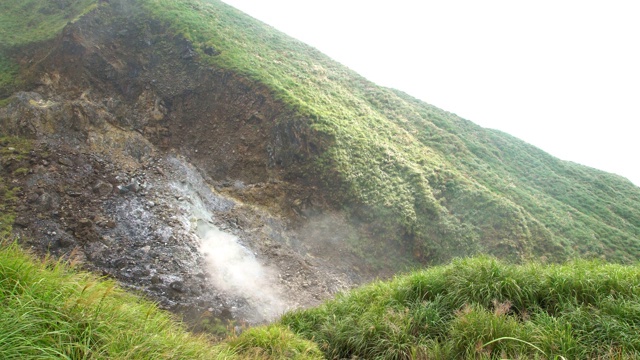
[170,281,186,293]
[13,216,30,228]
[36,193,55,211]
[57,236,75,248]
[92,180,113,196]
[58,157,74,167]
[124,181,139,193]
[77,218,93,228]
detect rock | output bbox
[85,242,108,262]
[58,157,74,167]
[36,193,55,212]
[151,275,162,285]
[92,180,113,196]
[66,190,82,197]
[203,46,220,56]
[170,281,186,293]
[77,218,94,228]
[26,193,39,203]
[13,216,30,228]
[113,258,127,269]
[133,268,151,277]
[57,236,75,248]
[126,181,140,193]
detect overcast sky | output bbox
[220,0,640,186]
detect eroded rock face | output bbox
[0,3,366,328]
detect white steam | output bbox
[166,164,289,323]
[196,220,288,321]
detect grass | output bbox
[0,0,98,49]
[0,241,231,359]
[0,0,99,93]
[281,256,640,359]
[0,240,323,359]
[6,238,640,359]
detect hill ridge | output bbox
[0,0,639,328]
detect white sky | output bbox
[221,0,640,186]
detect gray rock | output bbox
[56,236,75,248]
[92,180,113,196]
[170,281,186,293]
[36,193,55,211]
[58,157,74,167]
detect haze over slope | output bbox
[1,0,639,271]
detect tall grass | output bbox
[282,256,640,359]
[0,241,237,359]
[0,240,323,359]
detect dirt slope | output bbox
[0,3,369,328]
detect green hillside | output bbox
[282,256,640,359]
[140,0,639,263]
[0,0,97,94]
[1,0,639,264]
[2,1,640,358]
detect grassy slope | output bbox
[137,0,640,264]
[4,238,640,360]
[0,0,99,93]
[0,0,640,261]
[0,241,322,359]
[2,0,639,264]
[282,256,640,359]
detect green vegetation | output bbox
[6,238,640,359]
[227,324,323,360]
[282,256,640,359]
[0,0,98,92]
[2,0,639,265]
[0,240,322,359]
[2,1,640,359]
[0,241,230,359]
[135,0,640,265]
[0,0,98,49]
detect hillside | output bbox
[1,0,639,329]
[282,256,640,358]
[133,0,640,264]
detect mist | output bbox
[166,158,290,323]
[196,220,289,322]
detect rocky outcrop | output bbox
[0,3,362,328]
